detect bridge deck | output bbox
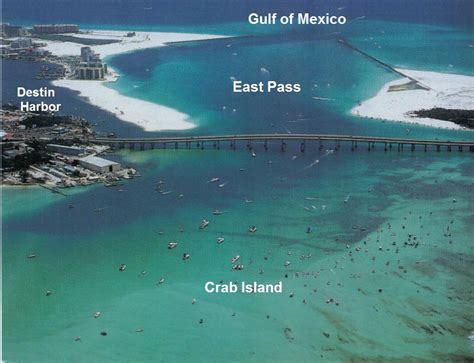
[92,134,474,147]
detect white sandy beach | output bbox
[351,69,474,130]
[43,30,229,131]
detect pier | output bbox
[91,134,474,153]
[337,38,433,90]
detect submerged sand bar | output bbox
[351,69,474,130]
[44,30,229,131]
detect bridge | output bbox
[91,134,474,153]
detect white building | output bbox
[79,155,121,173]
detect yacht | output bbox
[182,253,191,260]
[217,237,225,244]
[207,177,220,183]
[168,242,178,249]
[199,219,210,229]
[231,255,240,263]
[284,261,291,267]
[248,226,257,233]
[119,263,127,271]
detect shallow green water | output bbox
[3,147,474,361]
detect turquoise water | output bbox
[3,17,474,362]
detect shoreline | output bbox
[40,30,230,132]
[351,69,474,130]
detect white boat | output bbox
[231,255,240,263]
[168,242,178,249]
[233,264,244,270]
[284,261,291,267]
[251,150,256,157]
[182,253,190,260]
[213,209,222,215]
[94,311,101,318]
[119,264,127,271]
[207,177,220,183]
[248,226,257,233]
[199,219,210,229]
[218,181,228,188]
[217,237,225,244]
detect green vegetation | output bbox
[36,34,121,46]
[412,108,474,129]
[2,140,51,172]
[20,114,72,129]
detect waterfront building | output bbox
[32,24,79,34]
[79,156,121,173]
[46,144,85,156]
[10,38,33,49]
[76,46,108,80]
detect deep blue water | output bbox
[3,0,474,30]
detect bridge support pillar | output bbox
[424,144,427,152]
[140,143,144,151]
[351,141,354,151]
[447,145,451,152]
[163,142,167,149]
[129,143,134,150]
[384,142,387,152]
[201,141,204,150]
[119,143,124,149]
[175,142,178,149]
[300,141,305,153]
[368,142,371,151]
[470,146,474,152]
[281,140,287,152]
[389,143,392,150]
[264,140,268,151]
[230,140,236,150]
[436,145,440,152]
[217,141,220,150]
[411,144,415,152]
[458,146,463,152]
[247,140,251,149]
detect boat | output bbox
[245,198,253,203]
[160,190,173,195]
[199,219,210,229]
[94,311,101,318]
[207,177,220,183]
[284,261,291,267]
[182,253,190,260]
[248,226,257,233]
[213,209,222,215]
[119,264,127,271]
[218,181,228,188]
[168,242,178,249]
[27,254,36,259]
[306,227,313,234]
[178,194,184,198]
[251,150,256,157]
[158,277,165,284]
[217,237,225,244]
[233,264,244,270]
[231,255,240,263]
